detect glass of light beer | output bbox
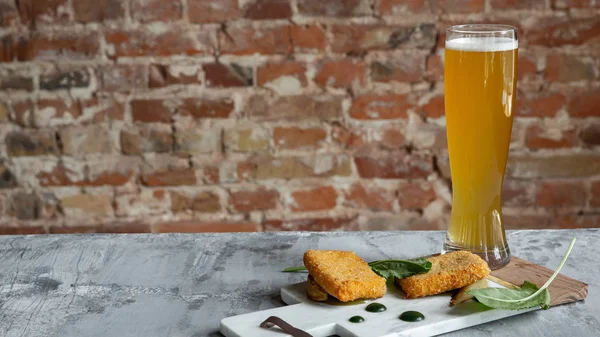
[443,24,517,269]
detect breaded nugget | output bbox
[396,251,490,299]
[306,275,329,301]
[303,250,386,302]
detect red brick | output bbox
[552,0,599,8]
[36,99,80,125]
[274,126,326,150]
[26,32,100,61]
[580,123,600,146]
[490,0,546,9]
[6,130,57,157]
[433,0,484,12]
[142,168,196,186]
[378,0,429,15]
[354,150,433,179]
[87,171,134,187]
[412,123,447,150]
[51,222,152,234]
[314,59,366,88]
[242,0,292,20]
[0,0,19,26]
[350,94,412,120]
[229,188,279,212]
[11,100,34,126]
[131,99,173,123]
[1,226,47,235]
[246,95,343,121]
[502,212,555,229]
[37,161,84,187]
[567,88,600,117]
[224,124,270,153]
[332,125,406,150]
[203,63,253,87]
[0,70,33,91]
[171,191,221,213]
[518,53,538,81]
[100,64,147,92]
[503,181,536,207]
[257,61,307,87]
[132,0,182,22]
[106,28,210,59]
[158,221,258,233]
[290,186,337,212]
[238,155,352,180]
[219,25,290,55]
[425,54,443,81]
[345,183,394,211]
[149,64,201,88]
[17,0,69,25]
[61,194,113,218]
[264,217,357,231]
[545,54,596,82]
[419,94,444,119]
[178,98,234,119]
[290,25,326,52]
[591,181,600,207]
[0,35,27,62]
[73,0,125,22]
[507,154,600,178]
[297,0,371,16]
[516,91,566,117]
[536,181,587,208]
[40,67,91,90]
[60,125,114,156]
[83,98,124,123]
[174,125,222,155]
[331,24,436,54]
[556,214,600,229]
[201,166,220,184]
[371,55,425,83]
[188,0,240,23]
[528,17,600,47]
[397,182,436,209]
[115,189,170,216]
[121,125,172,155]
[526,125,579,149]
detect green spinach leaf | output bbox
[468,238,576,310]
[368,259,432,281]
[283,258,432,281]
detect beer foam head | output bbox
[446,37,518,52]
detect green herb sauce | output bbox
[365,303,387,312]
[399,311,425,322]
[348,315,365,323]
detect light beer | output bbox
[443,29,517,269]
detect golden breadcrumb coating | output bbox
[396,251,490,299]
[303,250,386,302]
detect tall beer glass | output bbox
[443,25,517,269]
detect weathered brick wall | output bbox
[0,0,598,234]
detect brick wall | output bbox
[0,0,598,234]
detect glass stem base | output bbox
[443,235,511,270]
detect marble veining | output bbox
[0,230,598,337]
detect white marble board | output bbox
[220,279,538,337]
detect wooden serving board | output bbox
[220,257,587,337]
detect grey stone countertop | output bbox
[0,229,598,337]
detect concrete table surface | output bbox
[0,229,598,337]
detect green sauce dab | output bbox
[365,303,387,312]
[399,311,425,322]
